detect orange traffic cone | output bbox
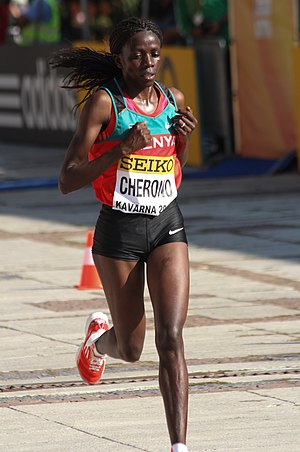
[75,230,103,290]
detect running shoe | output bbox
[76,311,109,385]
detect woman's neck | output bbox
[121,80,159,114]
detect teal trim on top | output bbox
[101,79,178,142]
[98,85,119,123]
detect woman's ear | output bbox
[113,54,123,69]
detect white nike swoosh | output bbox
[165,122,172,130]
[169,227,184,235]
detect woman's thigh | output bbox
[93,254,146,345]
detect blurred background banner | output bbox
[292,45,300,170]
[229,0,296,159]
[0,43,76,146]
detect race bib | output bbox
[112,154,177,216]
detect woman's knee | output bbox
[155,325,184,357]
[118,338,144,362]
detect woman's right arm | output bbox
[59,90,124,194]
[59,90,152,195]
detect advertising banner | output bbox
[292,46,300,169]
[0,44,76,145]
[230,0,296,159]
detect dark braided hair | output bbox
[109,16,163,54]
[49,17,163,109]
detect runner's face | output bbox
[116,31,161,87]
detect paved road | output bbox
[0,142,300,451]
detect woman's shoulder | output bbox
[81,89,112,124]
[87,88,112,109]
[168,87,185,106]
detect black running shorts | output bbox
[92,199,187,262]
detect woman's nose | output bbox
[142,53,153,66]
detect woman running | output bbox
[50,16,198,452]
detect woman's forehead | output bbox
[124,31,161,50]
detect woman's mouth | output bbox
[141,72,155,80]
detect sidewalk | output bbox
[0,142,300,451]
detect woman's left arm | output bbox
[170,87,198,167]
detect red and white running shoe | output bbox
[76,312,109,385]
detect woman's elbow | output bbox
[178,153,188,168]
[58,176,70,195]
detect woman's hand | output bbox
[120,121,151,155]
[173,106,198,137]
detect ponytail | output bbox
[49,46,121,109]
